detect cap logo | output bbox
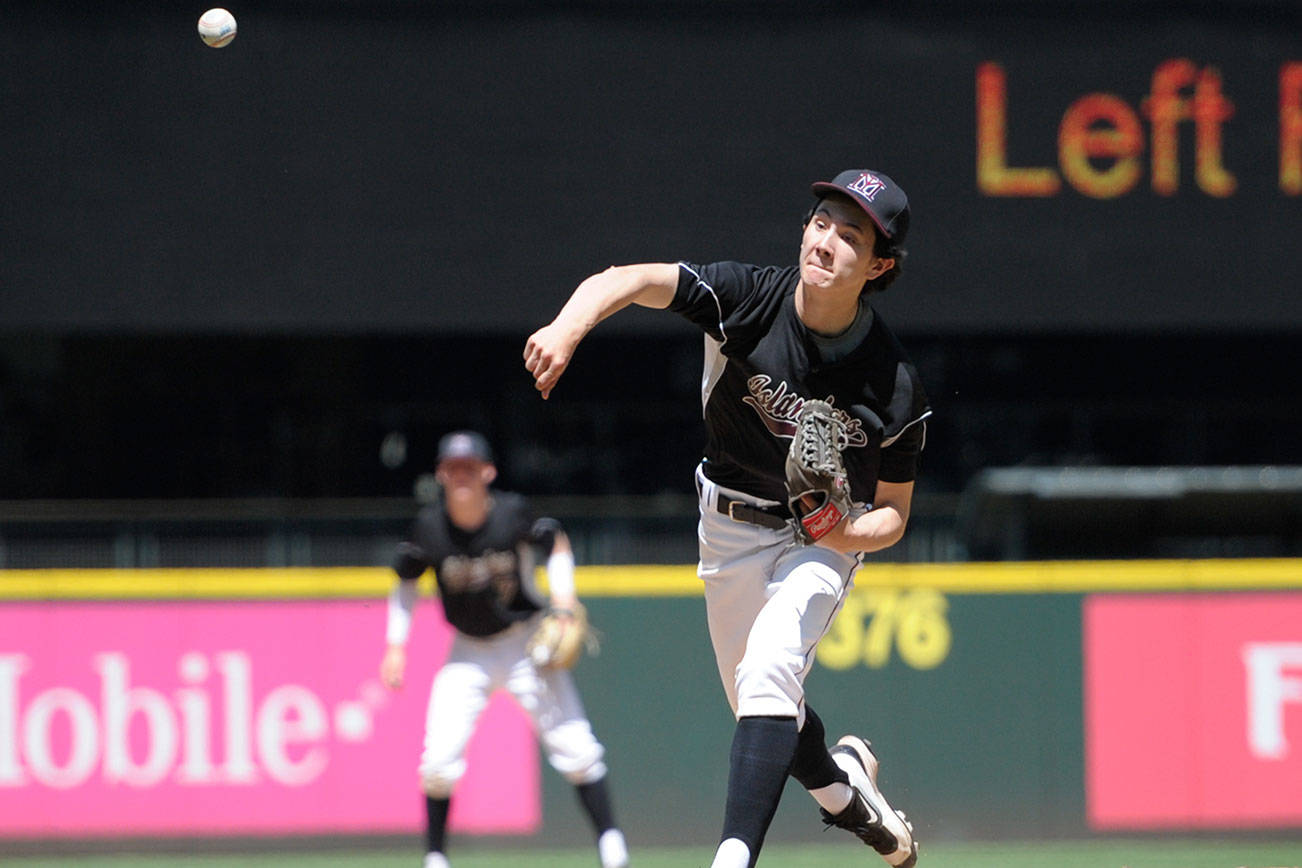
[847,172,885,202]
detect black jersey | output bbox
[670,261,931,505]
[393,492,545,637]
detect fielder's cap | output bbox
[436,430,494,464]
[810,169,909,245]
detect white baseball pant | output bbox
[418,617,607,797]
[695,464,862,727]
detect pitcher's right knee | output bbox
[734,650,804,719]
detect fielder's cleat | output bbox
[821,735,918,867]
[423,852,451,868]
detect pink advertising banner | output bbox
[1084,592,1302,829]
[0,600,540,837]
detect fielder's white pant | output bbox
[418,617,607,797]
[695,464,862,727]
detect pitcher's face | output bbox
[799,195,892,297]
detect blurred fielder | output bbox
[380,431,629,868]
[525,170,929,867]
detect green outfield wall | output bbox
[4,560,1301,846]
[562,585,1088,844]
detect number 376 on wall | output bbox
[818,588,952,671]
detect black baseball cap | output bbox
[810,169,909,245]
[436,430,494,464]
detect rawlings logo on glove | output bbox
[785,399,853,544]
[526,601,598,670]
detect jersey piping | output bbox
[678,262,728,348]
[881,411,932,449]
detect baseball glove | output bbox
[526,602,595,670]
[785,399,853,544]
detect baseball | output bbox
[197,8,237,48]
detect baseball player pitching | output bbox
[380,431,629,868]
[524,170,929,867]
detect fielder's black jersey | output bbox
[393,492,545,638]
[671,261,932,505]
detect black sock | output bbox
[719,715,799,865]
[575,775,618,835]
[788,706,849,791]
[425,795,450,855]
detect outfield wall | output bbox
[2,561,1301,846]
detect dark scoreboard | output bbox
[4,2,1300,335]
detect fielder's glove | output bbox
[529,516,563,551]
[785,399,853,544]
[526,602,597,670]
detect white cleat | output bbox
[598,827,629,868]
[423,852,451,868]
[822,735,918,867]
